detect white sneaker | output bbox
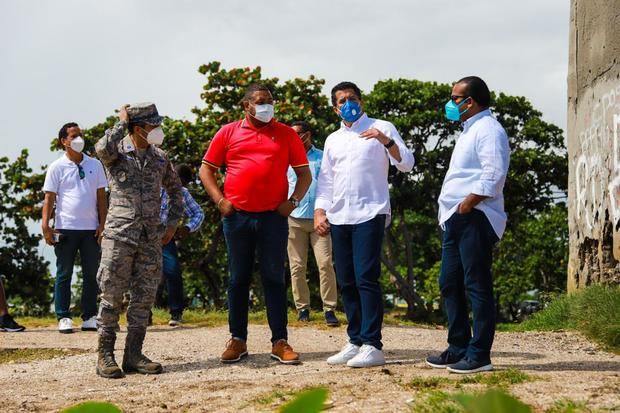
[326,343,360,365]
[346,344,385,368]
[58,317,74,334]
[81,316,97,331]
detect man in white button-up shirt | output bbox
[426,76,510,374]
[315,81,414,368]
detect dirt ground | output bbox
[0,324,618,412]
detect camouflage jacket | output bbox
[95,121,183,246]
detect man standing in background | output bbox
[160,164,205,326]
[42,122,107,334]
[286,121,339,327]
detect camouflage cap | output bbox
[127,102,164,125]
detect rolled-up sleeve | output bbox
[385,123,415,172]
[314,146,333,211]
[471,126,510,197]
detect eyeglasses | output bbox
[77,164,85,180]
[450,95,469,102]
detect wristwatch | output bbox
[384,139,396,149]
[288,196,300,208]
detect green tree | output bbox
[493,203,569,319]
[0,150,51,314]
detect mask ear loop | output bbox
[138,126,151,144]
[457,97,472,117]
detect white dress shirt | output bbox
[315,113,415,225]
[438,109,510,238]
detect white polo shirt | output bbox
[43,153,108,230]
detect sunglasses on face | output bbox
[451,95,469,103]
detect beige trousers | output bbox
[287,217,337,312]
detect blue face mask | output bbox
[339,99,363,123]
[444,98,470,121]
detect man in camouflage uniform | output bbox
[95,103,183,378]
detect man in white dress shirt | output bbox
[426,76,510,374]
[315,81,414,368]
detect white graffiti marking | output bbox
[575,83,620,232]
[608,114,620,227]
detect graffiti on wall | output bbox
[574,83,620,239]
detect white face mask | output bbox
[70,136,85,153]
[252,104,274,123]
[146,126,165,146]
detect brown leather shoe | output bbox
[271,339,301,365]
[221,338,248,363]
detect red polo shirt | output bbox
[202,118,309,212]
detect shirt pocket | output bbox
[109,197,135,220]
[353,138,383,160]
[110,161,135,189]
[451,138,479,170]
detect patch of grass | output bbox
[409,390,463,413]
[251,386,327,410]
[459,368,534,387]
[404,368,537,392]
[544,399,593,413]
[18,308,436,330]
[0,347,88,364]
[514,284,620,352]
[406,376,456,390]
[17,315,58,328]
[18,309,341,329]
[411,388,536,413]
[254,389,294,406]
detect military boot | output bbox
[96,335,124,379]
[122,329,162,374]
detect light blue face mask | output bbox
[339,99,363,123]
[444,98,470,121]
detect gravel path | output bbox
[1,324,618,412]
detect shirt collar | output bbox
[462,109,491,131]
[122,135,136,153]
[240,117,274,131]
[63,152,87,165]
[122,135,156,159]
[340,113,369,132]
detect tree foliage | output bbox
[0,150,51,314]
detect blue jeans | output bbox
[222,211,289,343]
[162,240,184,316]
[54,229,100,320]
[331,215,386,350]
[439,209,499,363]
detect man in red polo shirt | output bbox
[199,83,311,365]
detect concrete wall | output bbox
[567,0,620,290]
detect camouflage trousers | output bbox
[96,232,162,339]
